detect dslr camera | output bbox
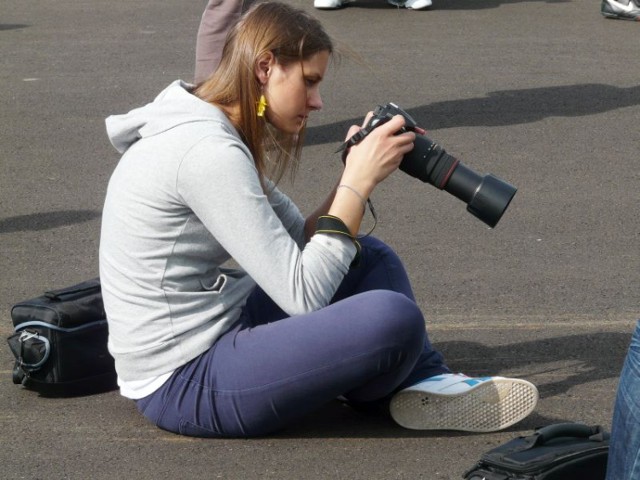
[341,103,517,228]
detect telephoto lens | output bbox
[400,134,517,228]
[345,103,517,227]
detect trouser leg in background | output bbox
[136,237,449,437]
[606,320,640,480]
[194,0,256,83]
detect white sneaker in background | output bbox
[387,0,433,10]
[314,0,345,9]
[390,373,539,432]
[601,0,640,19]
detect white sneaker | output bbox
[314,0,344,9]
[389,373,539,432]
[387,0,433,10]
[601,0,640,19]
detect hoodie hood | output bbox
[106,80,230,154]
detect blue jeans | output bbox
[606,320,640,479]
[135,237,450,437]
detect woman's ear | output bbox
[255,51,275,86]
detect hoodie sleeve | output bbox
[263,178,306,249]
[176,130,356,315]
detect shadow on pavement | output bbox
[277,331,630,438]
[0,209,101,233]
[305,83,640,145]
[437,331,631,398]
[0,24,29,31]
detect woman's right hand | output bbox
[341,114,416,198]
[324,114,416,237]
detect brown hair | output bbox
[194,2,334,187]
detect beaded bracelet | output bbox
[334,185,377,238]
[337,184,367,213]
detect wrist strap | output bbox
[315,215,361,267]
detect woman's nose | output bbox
[308,90,323,111]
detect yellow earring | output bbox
[257,94,268,117]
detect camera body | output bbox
[360,103,517,228]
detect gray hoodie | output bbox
[99,80,355,384]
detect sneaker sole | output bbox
[389,378,539,432]
[602,12,640,19]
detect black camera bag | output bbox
[463,423,609,480]
[7,278,118,396]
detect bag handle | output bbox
[531,423,609,447]
[44,277,100,301]
[7,330,51,372]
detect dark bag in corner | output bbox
[7,278,118,396]
[463,423,610,480]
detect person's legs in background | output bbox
[194,0,256,84]
[606,320,640,480]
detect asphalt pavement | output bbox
[1,0,638,478]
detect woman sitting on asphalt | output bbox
[99,1,538,438]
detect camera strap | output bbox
[333,131,379,238]
[335,127,373,162]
